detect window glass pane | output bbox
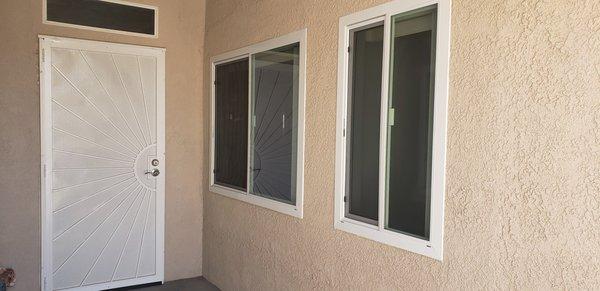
[214,58,249,190]
[386,6,437,239]
[47,0,156,35]
[249,43,299,204]
[345,24,384,224]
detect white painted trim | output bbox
[38,35,165,54]
[39,35,165,290]
[40,36,52,291]
[379,14,392,232]
[210,185,302,218]
[246,52,253,211]
[209,29,307,219]
[334,0,451,261]
[42,0,159,38]
[154,40,166,286]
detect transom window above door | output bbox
[210,29,306,218]
[335,0,451,260]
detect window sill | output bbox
[334,218,443,260]
[209,184,303,219]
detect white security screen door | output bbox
[40,36,165,291]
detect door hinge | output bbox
[343,196,347,203]
[41,49,45,63]
[347,46,351,53]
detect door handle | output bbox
[145,169,160,177]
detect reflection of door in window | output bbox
[250,43,299,204]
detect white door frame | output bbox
[39,35,165,291]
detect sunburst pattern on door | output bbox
[49,47,158,289]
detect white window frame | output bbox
[334,0,451,260]
[209,29,307,218]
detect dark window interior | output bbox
[46,0,156,35]
[215,59,249,190]
[345,24,383,223]
[386,8,436,239]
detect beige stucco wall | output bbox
[0,1,205,290]
[202,0,600,289]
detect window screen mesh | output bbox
[345,24,384,223]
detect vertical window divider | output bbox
[378,14,392,232]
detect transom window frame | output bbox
[334,0,451,260]
[209,29,307,218]
[43,0,159,38]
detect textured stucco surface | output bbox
[0,1,205,290]
[202,0,600,289]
